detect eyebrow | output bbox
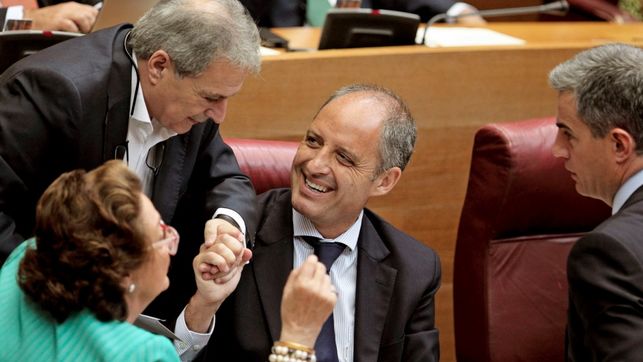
[199,92,225,100]
[197,86,241,100]
[336,144,357,162]
[555,121,571,130]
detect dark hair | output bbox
[18,160,147,323]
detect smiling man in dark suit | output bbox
[182,84,441,362]
[0,0,261,327]
[549,43,643,361]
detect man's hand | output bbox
[279,255,337,348]
[200,218,249,282]
[25,2,98,33]
[184,236,252,333]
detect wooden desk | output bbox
[221,23,643,361]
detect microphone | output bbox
[419,0,569,45]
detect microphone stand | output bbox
[419,0,569,45]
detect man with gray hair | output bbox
[0,0,260,324]
[549,43,643,361]
[188,84,441,361]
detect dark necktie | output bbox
[302,236,346,362]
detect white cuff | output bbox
[174,307,215,362]
[213,208,246,237]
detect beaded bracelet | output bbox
[268,341,316,362]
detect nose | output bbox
[206,99,228,124]
[551,130,569,159]
[307,148,331,175]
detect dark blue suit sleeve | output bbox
[567,233,643,361]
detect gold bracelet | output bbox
[270,341,316,362]
[274,340,314,354]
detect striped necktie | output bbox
[302,236,345,362]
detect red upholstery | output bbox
[225,138,299,194]
[453,117,611,362]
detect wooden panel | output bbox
[220,23,643,361]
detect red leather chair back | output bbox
[453,117,610,362]
[225,138,299,194]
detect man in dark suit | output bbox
[180,84,441,361]
[241,0,482,26]
[549,43,643,361]
[0,0,260,319]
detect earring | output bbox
[128,283,136,294]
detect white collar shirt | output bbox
[612,169,643,214]
[127,53,176,196]
[292,208,362,362]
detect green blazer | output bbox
[0,239,179,361]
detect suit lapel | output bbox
[103,26,133,163]
[354,215,397,362]
[253,193,295,341]
[151,135,187,222]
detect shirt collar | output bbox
[129,52,176,140]
[612,169,643,214]
[292,208,363,251]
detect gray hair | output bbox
[128,0,261,77]
[549,43,643,150]
[318,84,417,174]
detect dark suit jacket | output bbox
[201,188,441,361]
[566,186,643,361]
[242,0,456,27]
[0,25,258,318]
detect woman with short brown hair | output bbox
[0,160,180,361]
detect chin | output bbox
[158,276,170,293]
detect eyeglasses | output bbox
[146,143,165,176]
[152,221,180,255]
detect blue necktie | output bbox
[302,236,345,362]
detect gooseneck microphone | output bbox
[419,0,569,45]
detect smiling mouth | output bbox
[189,115,209,124]
[305,177,328,193]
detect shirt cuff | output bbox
[446,2,478,22]
[213,208,246,237]
[174,307,215,362]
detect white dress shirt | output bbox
[612,169,643,214]
[126,56,176,196]
[292,208,362,362]
[125,54,245,235]
[173,208,364,362]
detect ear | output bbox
[370,167,402,197]
[120,274,133,290]
[145,50,172,85]
[610,128,636,164]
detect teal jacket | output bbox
[0,239,179,361]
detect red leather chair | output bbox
[453,117,610,362]
[225,138,299,193]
